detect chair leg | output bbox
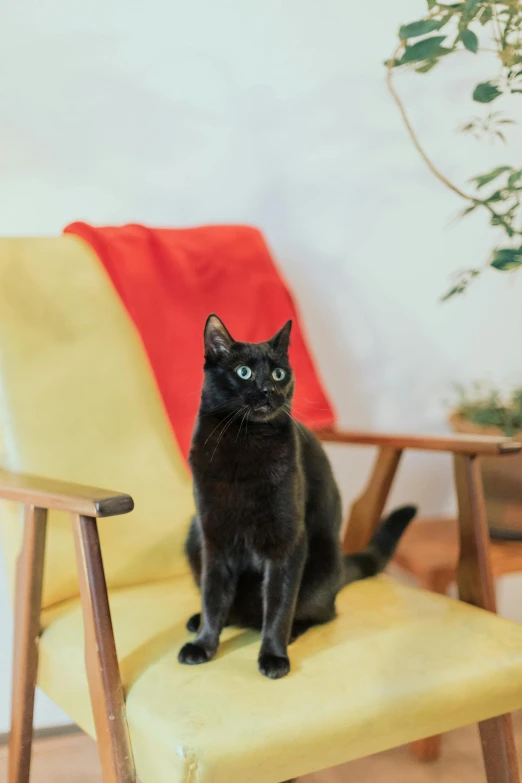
[410,734,442,764]
[454,455,520,783]
[341,446,402,553]
[8,506,47,783]
[480,714,519,783]
[72,514,136,783]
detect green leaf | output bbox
[508,170,522,187]
[461,0,482,24]
[473,81,502,102]
[427,0,437,7]
[398,36,448,63]
[399,19,447,39]
[441,285,465,301]
[480,6,493,24]
[415,58,439,72]
[491,247,522,271]
[461,29,479,52]
[459,203,478,218]
[470,166,511,189]
[486,189,505,202]
[491,216,515,237]
[441,268,480,301]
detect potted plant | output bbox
[450,384,522,538]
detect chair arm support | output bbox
[3,470,136,779]
[0,469,134,517]
[316,428,520,456]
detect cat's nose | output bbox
[261,383,275,396]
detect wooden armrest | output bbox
[0,469,134,517]
[8,471,136,779]
[316,428,520,456]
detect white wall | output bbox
[2,0,522,731]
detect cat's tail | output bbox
[343,505,417,585]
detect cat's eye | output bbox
[236,365,253,380]
[272,368,286,382]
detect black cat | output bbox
[178,315,416,679]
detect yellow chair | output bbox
[2,235,522,783]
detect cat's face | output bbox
[201,315,294,422]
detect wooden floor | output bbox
[1,713,522,782]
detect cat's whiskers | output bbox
[235,409,249,443]
[210,406,247,461]
[200,400,236,419]
[203,407,241,447]
[283,404,309,442]
[289,401,331,415]
[301,396,333,408]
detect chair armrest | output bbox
[5,468,136,779]
[316,428,520,456]
[0,469,134,517]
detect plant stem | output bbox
[386,56,518,237]
[386,57,470,200]
[492,3,503,49]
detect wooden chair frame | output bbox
[5,429,521,783]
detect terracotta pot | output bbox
[450,413,522,540]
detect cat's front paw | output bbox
[258,652,290,679]
[178,642,212,665]
[186,613,201,632]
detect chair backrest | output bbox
[0,237,195,609]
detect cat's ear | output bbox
[268,320,292,355]
[204,314,235,359]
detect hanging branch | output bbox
[386,0,522,299]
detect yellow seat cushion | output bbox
[39,573,522,783]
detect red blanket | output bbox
[64,222,336,461]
